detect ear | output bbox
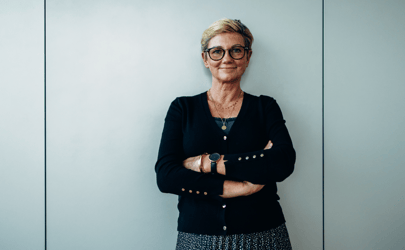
[245,50,253,67]
[201,52,209,68]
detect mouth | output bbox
[220,67,237,69]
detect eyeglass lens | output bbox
[209,46,245,60]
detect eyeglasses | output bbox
[204,45,249,61]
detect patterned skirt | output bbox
[175,223,292,250]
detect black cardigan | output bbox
[155,92,296,235]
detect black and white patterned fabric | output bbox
[175,223,292,250]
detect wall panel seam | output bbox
[44,0,47,249]
[322,0,325,249]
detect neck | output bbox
[209,82,242,105]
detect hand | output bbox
[220,180,265,198]
[201,153,211,173]
[264,140,273,150]
[183,154,221,174]
[182,155,202,172]
[198,153,222,174]
[242,181,265,196]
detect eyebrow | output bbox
[209,44,244,49]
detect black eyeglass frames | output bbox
[204,46,250,61]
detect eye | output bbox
[232,48,242,53]
[212,49,223,54]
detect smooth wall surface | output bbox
[0,1,44,249]
[2,0,405,250]
[324,0,405,249]
[46,0,321,249]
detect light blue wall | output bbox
[324,0,405,249]
[0,0,404,250]
[46,1,322,249]
[0,1,44,250]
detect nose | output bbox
[222,50,233,62]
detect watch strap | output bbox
[211,161,217,175]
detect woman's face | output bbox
[202,32,252,85]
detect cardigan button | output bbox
[222,205,226,208]
[181,188,185,191]
[253,155,256,158]
[245,156,249,160]
[223,226,227,231]
[260,153,264,157]
[223,136,227,140]
[238,157,242,161]
[189,190,192,193]
[204,192,208,195]
[196,191,200,194]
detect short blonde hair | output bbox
[201,18,254,52]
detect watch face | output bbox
[209,153,220,161]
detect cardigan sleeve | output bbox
[223,97,296,184]
[155,98,225,199]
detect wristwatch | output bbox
[209,153,221,175]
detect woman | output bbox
[155,18,295,250]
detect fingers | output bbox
[182,156,201,172]
[243,181,265,196]
[253,184,265,194]
[264,140,273,150]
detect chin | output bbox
[218,74,237,82]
